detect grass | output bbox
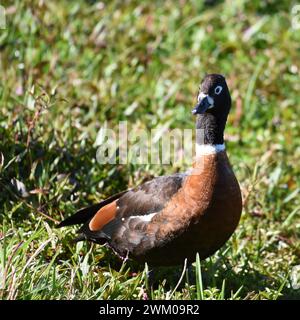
[0,0,300,300]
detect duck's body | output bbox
[141,150,241,266]
[58,74,242,266]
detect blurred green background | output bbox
[0,0,299,299]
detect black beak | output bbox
[192,96,213,115]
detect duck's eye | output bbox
[214,86,222,95]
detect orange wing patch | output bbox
[89,201,117,231]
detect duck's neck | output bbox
[195,113,227,155]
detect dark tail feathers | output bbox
[56,190,128,228]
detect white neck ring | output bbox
[196,143,225,156]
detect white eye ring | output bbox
[214,86,222,95]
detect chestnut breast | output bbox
[133,151,242,266]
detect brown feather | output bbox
[89,201,117,231]
[108,151,242,266]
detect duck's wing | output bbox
[56,190,128,228]
[58,173,187,247]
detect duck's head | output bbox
[192,74,231,145]
[192,74,231,117]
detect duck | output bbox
[57,74,242,267]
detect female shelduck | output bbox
[58,74,242,266]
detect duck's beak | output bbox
[192,94,214,115]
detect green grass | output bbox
[0,0,300,300]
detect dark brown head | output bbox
[192,74,232,145]
[192,74,231,117]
